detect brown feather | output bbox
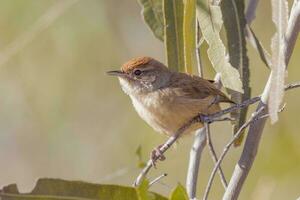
[116,57,234,136]
[121,57,153,73]
[165,72,234,104]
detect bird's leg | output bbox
[150,144,166,168]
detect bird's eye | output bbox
[133,69,142,76]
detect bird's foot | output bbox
[198,114,211,124]
[150,145,166,168]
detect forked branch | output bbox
[133,82,300,187]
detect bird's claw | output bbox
[150,145,165,168]
[198,114,211,124]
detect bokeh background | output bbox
[0,0,299,199]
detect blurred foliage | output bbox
[169,184,189,200]
[135,145,146,168]
[0,178,188,200]
[0,178,167,200]
[0,0,299,200]
[138,0,164,41]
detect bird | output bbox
[107,56,234,162]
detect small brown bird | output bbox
[107,57,234,138]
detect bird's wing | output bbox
[167,72,234,104]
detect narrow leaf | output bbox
[246,25,272,68]
[169,184,189,200]
[0,178,168,200]
[138,0,164,41]
[221,0,250,146]
[268,0,288,123]
[163,0,185,72]
[197,1,244,92]
[183,0,197,74]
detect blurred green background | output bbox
[0,0,299,199]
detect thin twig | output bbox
[204,98,290,199]
[134,82,300,187]
[204,96,261,122]
[245,0,260,24]
[259,103,286,119]
[285,81,300,91]
[285,0,300,65]
[222,82,300,200]
[206,80,300,121]
[185,74,222,198]
[133,116,200,186]
[205,123,228,189]
[149,173,167,187]
[203,107,265,200]
[134,96,260,187]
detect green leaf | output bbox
[138,0,164,41]
[169,184,188,200]
[197,1,243,93]
[0,178,168,200]
[136,179,152,200]
[268,0,288,123]
[221,0,250,146]
[163,0,185,72]
[138,0,198,74]
[246,25,272,68]
[183,0,197,74]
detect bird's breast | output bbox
[129,91,206,136]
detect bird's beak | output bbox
[106,70,125,77]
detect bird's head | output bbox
[107,57,171,95]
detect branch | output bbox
[222,82,270,200]
[205,82,299,200]
[149,173,167,187]
[203,106,265,200]
[222,1,300,196]
[245,0,260,24]
[285,0,300,65]
[133,116,200,186]
[204,96,261,122]
[185,73,222,198]
[133,80,299,188]
[205,123,228,189]
[134,95,260,187]
[134,87,265,187]
[186,128,206,198]
[222,84,299,200]
[284,81,300,91]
